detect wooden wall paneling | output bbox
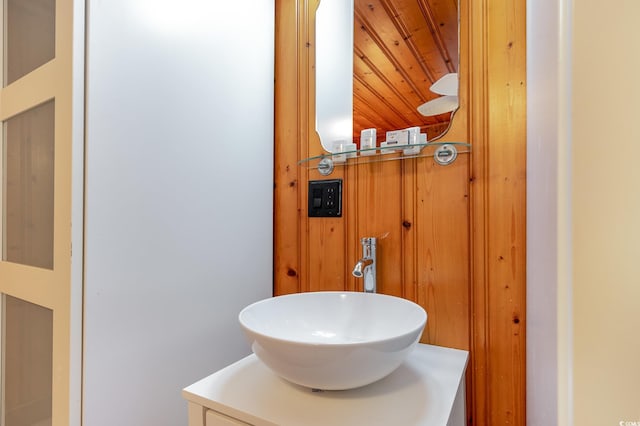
[306,167,348,292]
[304,0,349,293]
[297,0,314,294]
[416,154,470,350]
[466,0,489,421]
[274,0,527,424]
[468,0,527,424]
[345,163,360,292]
[353,161,404,297]
[485,0,527,422]
[401,158,418,303]
[306,214,347,291]
[274,0,302,295]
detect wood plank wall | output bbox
[274,0,526,424]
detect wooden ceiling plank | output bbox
[354,3,428,101]
[378,0,437,83]
[354,74,415,125]
[416,0,457,73]
[354,46,431,118]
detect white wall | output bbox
[529,0,640,424]
[526,0,567,423]
[83,1,274,425]
[572,0,640,423]
[315,0,353,151]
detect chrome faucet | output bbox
[352,237,377,293]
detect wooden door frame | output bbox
[0,0,83,425]
[273,0,526,424]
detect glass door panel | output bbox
[3,0,56,85]
[1,294,53,426]
[2,100,55,270]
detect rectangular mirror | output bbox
[316,0,459,152]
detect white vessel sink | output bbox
[238,291,427,390]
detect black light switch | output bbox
[308,179,342,217]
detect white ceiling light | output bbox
[417,95,459,116]
[430,73,458,96]
[417,73,459,116]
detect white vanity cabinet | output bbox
[183,343,468,426]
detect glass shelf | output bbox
[298,142,471,173]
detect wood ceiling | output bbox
[353,0,458,143]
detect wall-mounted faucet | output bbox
[352,237,376,293]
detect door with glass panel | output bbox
[1,0,77,425]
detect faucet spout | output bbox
[352,237,377,293]
[352,258,373,278]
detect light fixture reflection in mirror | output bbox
[417,73,459,116]
[316,0,459,153]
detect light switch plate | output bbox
[308,179,342,217]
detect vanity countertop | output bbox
[183,343,468,426]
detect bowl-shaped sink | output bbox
[238,291,427,390]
